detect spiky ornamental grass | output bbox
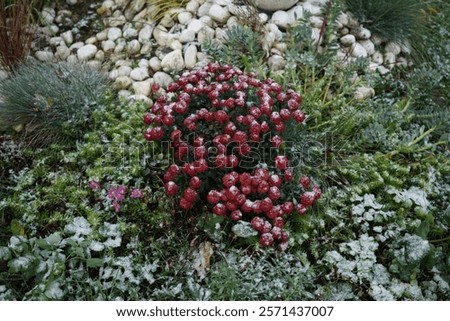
[146,0,189,22]
[0,62,109,146]
[341,0,438,62]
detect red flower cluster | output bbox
[144,63,320,249]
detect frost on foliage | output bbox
[392,233,430,266]
[193,241,214,279]
[90,241,105,252]
[351,194,394,225]
[325,234,381,283]
[370,284,394,301]
[388,186,430,210]
[45,281,64,300]
[9,254,36,273]
[100,222,122,248]
[232,220,258,238]
[64,217,92,242]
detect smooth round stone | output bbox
[161,49,185,72]
[153,71,174,88]
[179,29,196,43]
[49,37,64,47]
[77,44,97,61]
[351,43,368,58]
[60,30,74,45]
[255,0,298,11]
[117,66,132,77]
[359,40,375,56]
[55,46,70,60]
[102,40,116,52]
[187,19,205,33]
[138,59,149,68]
[107,27,122,41]
[95,50,105,61]
[186,0,200,14]
[138,25,154,42]
[209,4,230,24]
[384,52,396,68]
[178,11,193,25]
[114,76,132,89]
[184,44,198,69]
[268,55,286,71]
[130,67,149,81]
[340,34,356,46]
[67,54,78,64]
[271,10,292,29]
[123,27,138,39]
[355,27,371,40]
[149,57,162,72]
[35,51,54,62]
[87,61,102,70]
[303,2,322,15]
[371,51,384,65]
[198,2,213,17]
[385,42,401,55]
[132,80,152,96]
[126,39,141,55]
[354,86,375,100]
[96,30,108,41]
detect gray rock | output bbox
[96,30,108,41]
[268,55,286,71]
[271,11,292,29]
[123,27,138,39]
[108,69,119,81]
[85,37,98,45]
[49,37,64,47]
[153,71,174,88]
[60,30,74,45]
[384,52,396,68]
[184,45,198,69]
[126,39,141,55]
[179,29,196,43]
[130,67,149,81]
[67,54,78,64]
[359,40,375,56]
[117,66,132,77]
[310,16,324,28]
[186,0,200,14]
[149,57,162,72]
[41,7,56,24]
[55,46,70,60]
[371,51,384,65]
[114,76,132,90]
[161,49,185,72]
[337,13,349,27]
[351,43,367,58]
[288,5,304,22]
[35,51,54,62]
[102,40,116,52]
[303,2,322,15]
[187,19,205,33]
[178,11,193,25]
[95,50,105,61]
[87,60,102,70]
[108,27,122,41]
[69,42,84,51]
[355,27,371,40]
[385,42,401,55]
[340,34,356,47]
[77,44,98,61]
[169,40,183,50]
[209,4,230,24]
[197,26,215,43]
[354,86,375,100]
[107,12,126,27]
[138,24,154,42]
[132,80,152,96]
[198,2,213,17]
[255,0,298,11]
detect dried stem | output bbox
[0,0,35,73]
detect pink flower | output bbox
[88,180,101,190]
[130,188,143,199]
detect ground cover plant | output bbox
[0,0,449,300]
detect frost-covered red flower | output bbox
[143,63,319,249]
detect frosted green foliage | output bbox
[232,221,258,238]
[390,233,430,271]
[64,217,92,242]
[388,187,430,210]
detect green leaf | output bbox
[86,258,104,268]
[415,221,430,239]
[10,219,25,236]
